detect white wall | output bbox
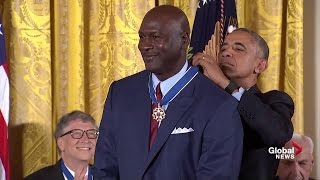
[304,0,319,178]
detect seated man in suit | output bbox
[276,133,315,180]
[24,110,99,180]
[92,5,243,180]
[192,28,294,180]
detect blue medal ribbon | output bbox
[60,160,92,180]
[149,66,199,106]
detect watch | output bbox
[224,80,239,94]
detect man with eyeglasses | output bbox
[24,110,99,180]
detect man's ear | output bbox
[254,59,268,74]
[57,138,65,152]
[181,32,190,48]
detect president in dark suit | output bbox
[193,28,294,180]
[92,5,244,180]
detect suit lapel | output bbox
[125,72,152,176]
[133,79,152,156]
[55,159,67,180]
[140,77,196,177]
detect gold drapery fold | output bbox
[2,0,303,178]
[4,0,154,178]
[3,0,53,179]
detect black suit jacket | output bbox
[24,159,64,180]
[238,85,294,180]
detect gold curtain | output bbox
[3,0,154,179]
[3,1,53,179]
[2,0,303,179]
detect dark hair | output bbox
[233,28,269,60]
[54,110,97,139]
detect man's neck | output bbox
[155,59,187,81]
[62,157,89,173]
[233,76,257,90]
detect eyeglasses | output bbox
[60,129,99,139]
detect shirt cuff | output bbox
[232,87,245,101]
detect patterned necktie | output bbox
[149,83,162,149]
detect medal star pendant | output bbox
[152,105,166,126]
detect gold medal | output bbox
[152,104,166,126]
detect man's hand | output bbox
[192,53,230,89]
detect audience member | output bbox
[24,110,98,180]
[276,133,315,180]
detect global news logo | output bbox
[268,141,302,160]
